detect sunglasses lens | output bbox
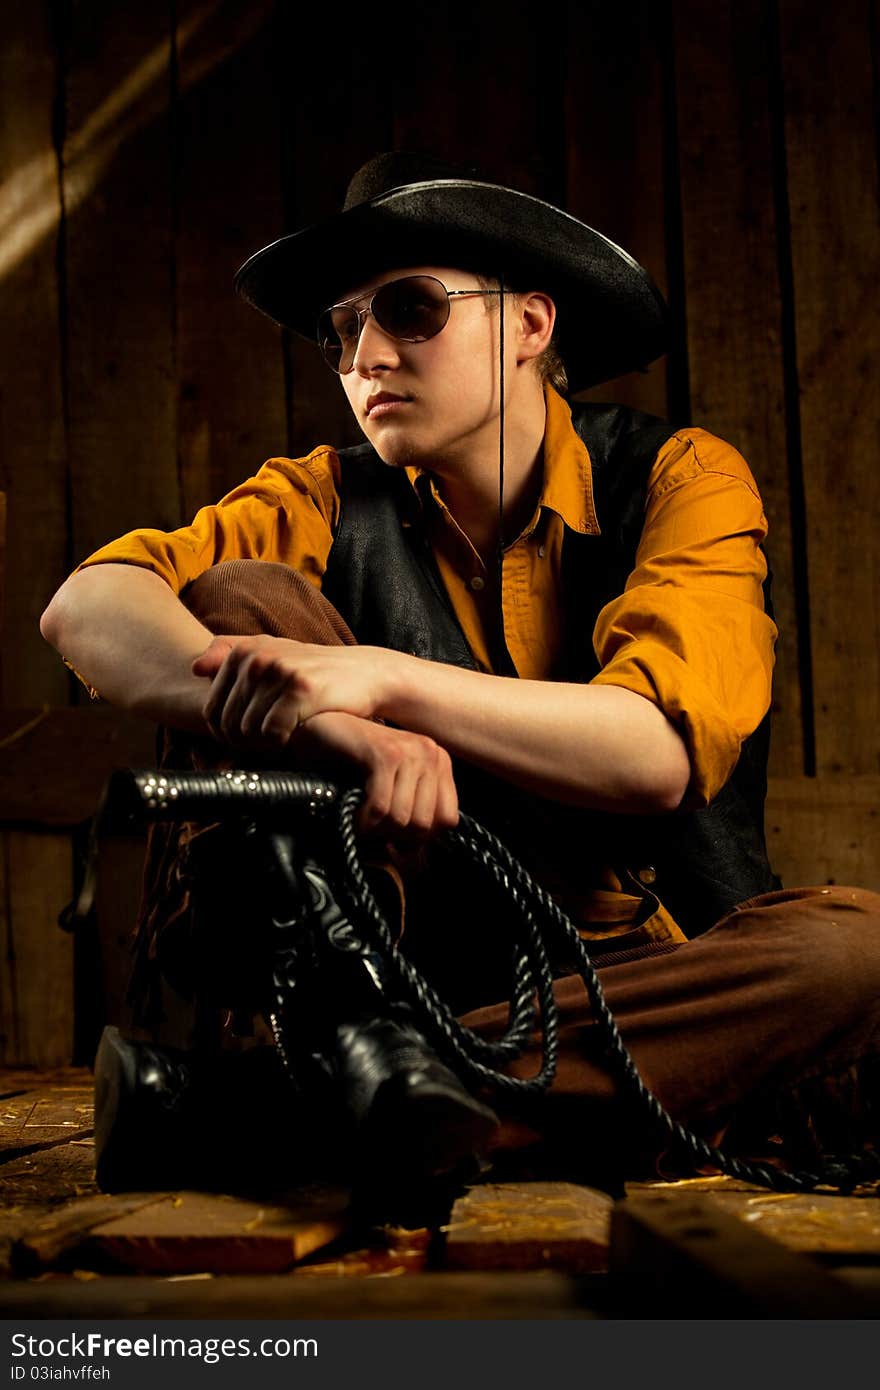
[318,305,360,374]
[317,276,451,373]
[372,276,450,342]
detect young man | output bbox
[41,152,880,1195]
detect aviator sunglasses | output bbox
[317,274,502,374]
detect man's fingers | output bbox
[202,655,241,736]
[258,687,309,745]
[407,764,440,838]
[192,635,236,678]
[201,641,308,745]
[432,746,459,828]
[238,677,292,743]
[360,764,395,832]
[383,759,421,833]
[357,738,459,843]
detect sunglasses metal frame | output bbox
[317,274,503,374]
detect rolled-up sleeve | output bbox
[75,448,341,594]
[590,429,777,806]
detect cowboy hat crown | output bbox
[235,151,668,392]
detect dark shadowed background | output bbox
[1,0,877,1065]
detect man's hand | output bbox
[293,711,458,841]
[193,634,402,745]
[190,638,455,840]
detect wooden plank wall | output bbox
[0,0,877,1063]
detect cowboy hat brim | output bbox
[234,179,668,392]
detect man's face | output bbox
[330,265,509,469]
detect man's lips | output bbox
[366,392,412,417]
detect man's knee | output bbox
[182,560,312,626]
[181,561,355,645]
[726,884,880,1027]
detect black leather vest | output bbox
[322,402,779,948]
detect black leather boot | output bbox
[93,1025,197,1192]
[280,853,500,1196]
[92,1025,328,1193]
[332,1012,499,1195]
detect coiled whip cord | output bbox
[90,768,880,1197]
[333,788,880,1196]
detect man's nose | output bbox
[351,312,400,375]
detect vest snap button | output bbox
[637,866,657,886]
[470,575,485,591]
[538,544,546,558]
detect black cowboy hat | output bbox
[235,152,668,393]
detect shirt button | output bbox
[637,866,657,886]
[469,576,485,592]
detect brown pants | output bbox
[156,560,880,1174]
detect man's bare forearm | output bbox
[40,571,461,835]
[193,635,694,814]
[378,652,692,813]
[40,564,212,733]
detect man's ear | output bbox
[515,291,556,365]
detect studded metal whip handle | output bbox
[99,766,339,830]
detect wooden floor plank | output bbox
[626,1175,880,1259]
[83,1187,351,1276]
[292,1225,431,1278]
[0,1074,93,1154]
[0,1270,599,1319]
[611,1193,877,1316]
[0,1067,92,1089]
[0,1141,97,1209]
[672,1191,880,1259]
[0,1141,98,1277]
[5,1073,879,1318]
[445,1181,613,1274]
[11,1193,166,1277]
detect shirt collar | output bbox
[403,382,600,537]
[538,384,599,535]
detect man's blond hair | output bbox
[476,275,569,395]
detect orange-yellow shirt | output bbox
[77,385,776,808]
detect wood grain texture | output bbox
[672,0,803,777]
[0,833,74,1066]
[611,1192,875,1316]
[445,1181,613,1273]
[0,706,156,827]
[393,0,551,197]
[279,4,391,459]
[63,0,180,567]
[85,1187,350,1275]
[0,1269,595,1318]
[0,1075,93,1155]
[0,1130,96,1203]
[0,1141,98,1278]
[0,6,69,707]
[565,0,669,417]
[91,835,147,1034]
[174,0,288,518]
[12,1193,164,1276]
[780,0,880,774]
[766,774,880,890]
[0,7,71,1076]
[627,1178,880,1258]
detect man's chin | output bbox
[362,428,425,470]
